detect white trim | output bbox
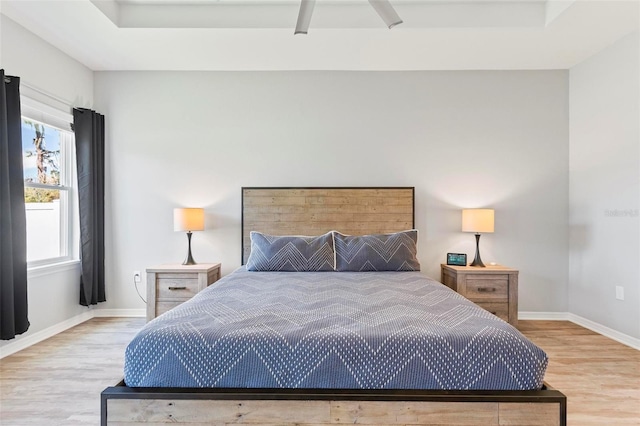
[28,254,74,270]
[519,311,640,350]
[518,311,569,321]
[20,96,73,133]
[93,309,146,318]
[27,259,80,279]
[24,182,72,191]
[0,310,93,359]
[20,84,73,120]
[567,313,640,351]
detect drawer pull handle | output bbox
[477,287,496,293]
[490,311,497,315]
[168,286,187,290]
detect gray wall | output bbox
[569,32,640,339]
[94,70,570,314]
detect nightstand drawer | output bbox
[441,264,518,328]
[442,273,457,289]
[465,275,508,302]
[157,274,199,299]
[475,302,509,322]
[146,263,221,322]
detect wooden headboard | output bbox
[241,187,415,264]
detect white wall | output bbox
[94,70,569,314]
[0,15,94,349]
[0,15,92,108]
[569,32,640,339]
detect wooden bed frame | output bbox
[101,187,567,426]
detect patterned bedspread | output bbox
[124,268,547,390]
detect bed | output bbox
[101,187,566,426]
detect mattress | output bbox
[124,268,548,390]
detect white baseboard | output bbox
[0,310,93,359]
[93,309,145,317]
[567,313,640,350]
[519,311,570,321]
[519,311,640,350]
[0,308,145,359]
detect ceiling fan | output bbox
[295,0,403,34]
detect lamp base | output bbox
[470,233,485,267]
[182,231,197,265]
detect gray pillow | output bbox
[334,230,420,272]
[246,231,335,272]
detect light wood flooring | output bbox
[519,321,640,425]
[0,318,638,425]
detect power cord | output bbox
[134,274,146,304]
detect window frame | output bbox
[20,95,78,269]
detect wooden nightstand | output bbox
[146,263,221,322]
[441,264,518,327]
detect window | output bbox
[21,102,77,267]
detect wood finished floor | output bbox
[0,318,638,425]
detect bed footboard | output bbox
[101,382,566,426]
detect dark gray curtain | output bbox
[73,108,106,306]
[0,70,30,340]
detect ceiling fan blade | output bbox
[295,0,316,35]
[368,0,403,29]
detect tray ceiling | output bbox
[1,0,638,71]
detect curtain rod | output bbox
[20,81,74,108]
[20,82,75,130]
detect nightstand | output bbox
[441,264,518,327]
[146,263,221,322]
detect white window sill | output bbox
[28,259,80,279]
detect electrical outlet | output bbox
[615,286,624,301]
[133,271,141,283]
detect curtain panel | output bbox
[0,70,30,340]
[73,108,106,306]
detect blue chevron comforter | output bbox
[124,268,548,390]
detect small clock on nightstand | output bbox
[441,264,519,327]
[146,263,221,322]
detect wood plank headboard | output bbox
[241,187,415,264]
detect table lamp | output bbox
[462,208,494,267]
[174,208,205,265]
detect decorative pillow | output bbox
[246,231,336,272]
[334,230,420,272]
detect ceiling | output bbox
[1,0,638,71]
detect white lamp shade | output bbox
[174,208,205,232]
[462,209,494,233]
